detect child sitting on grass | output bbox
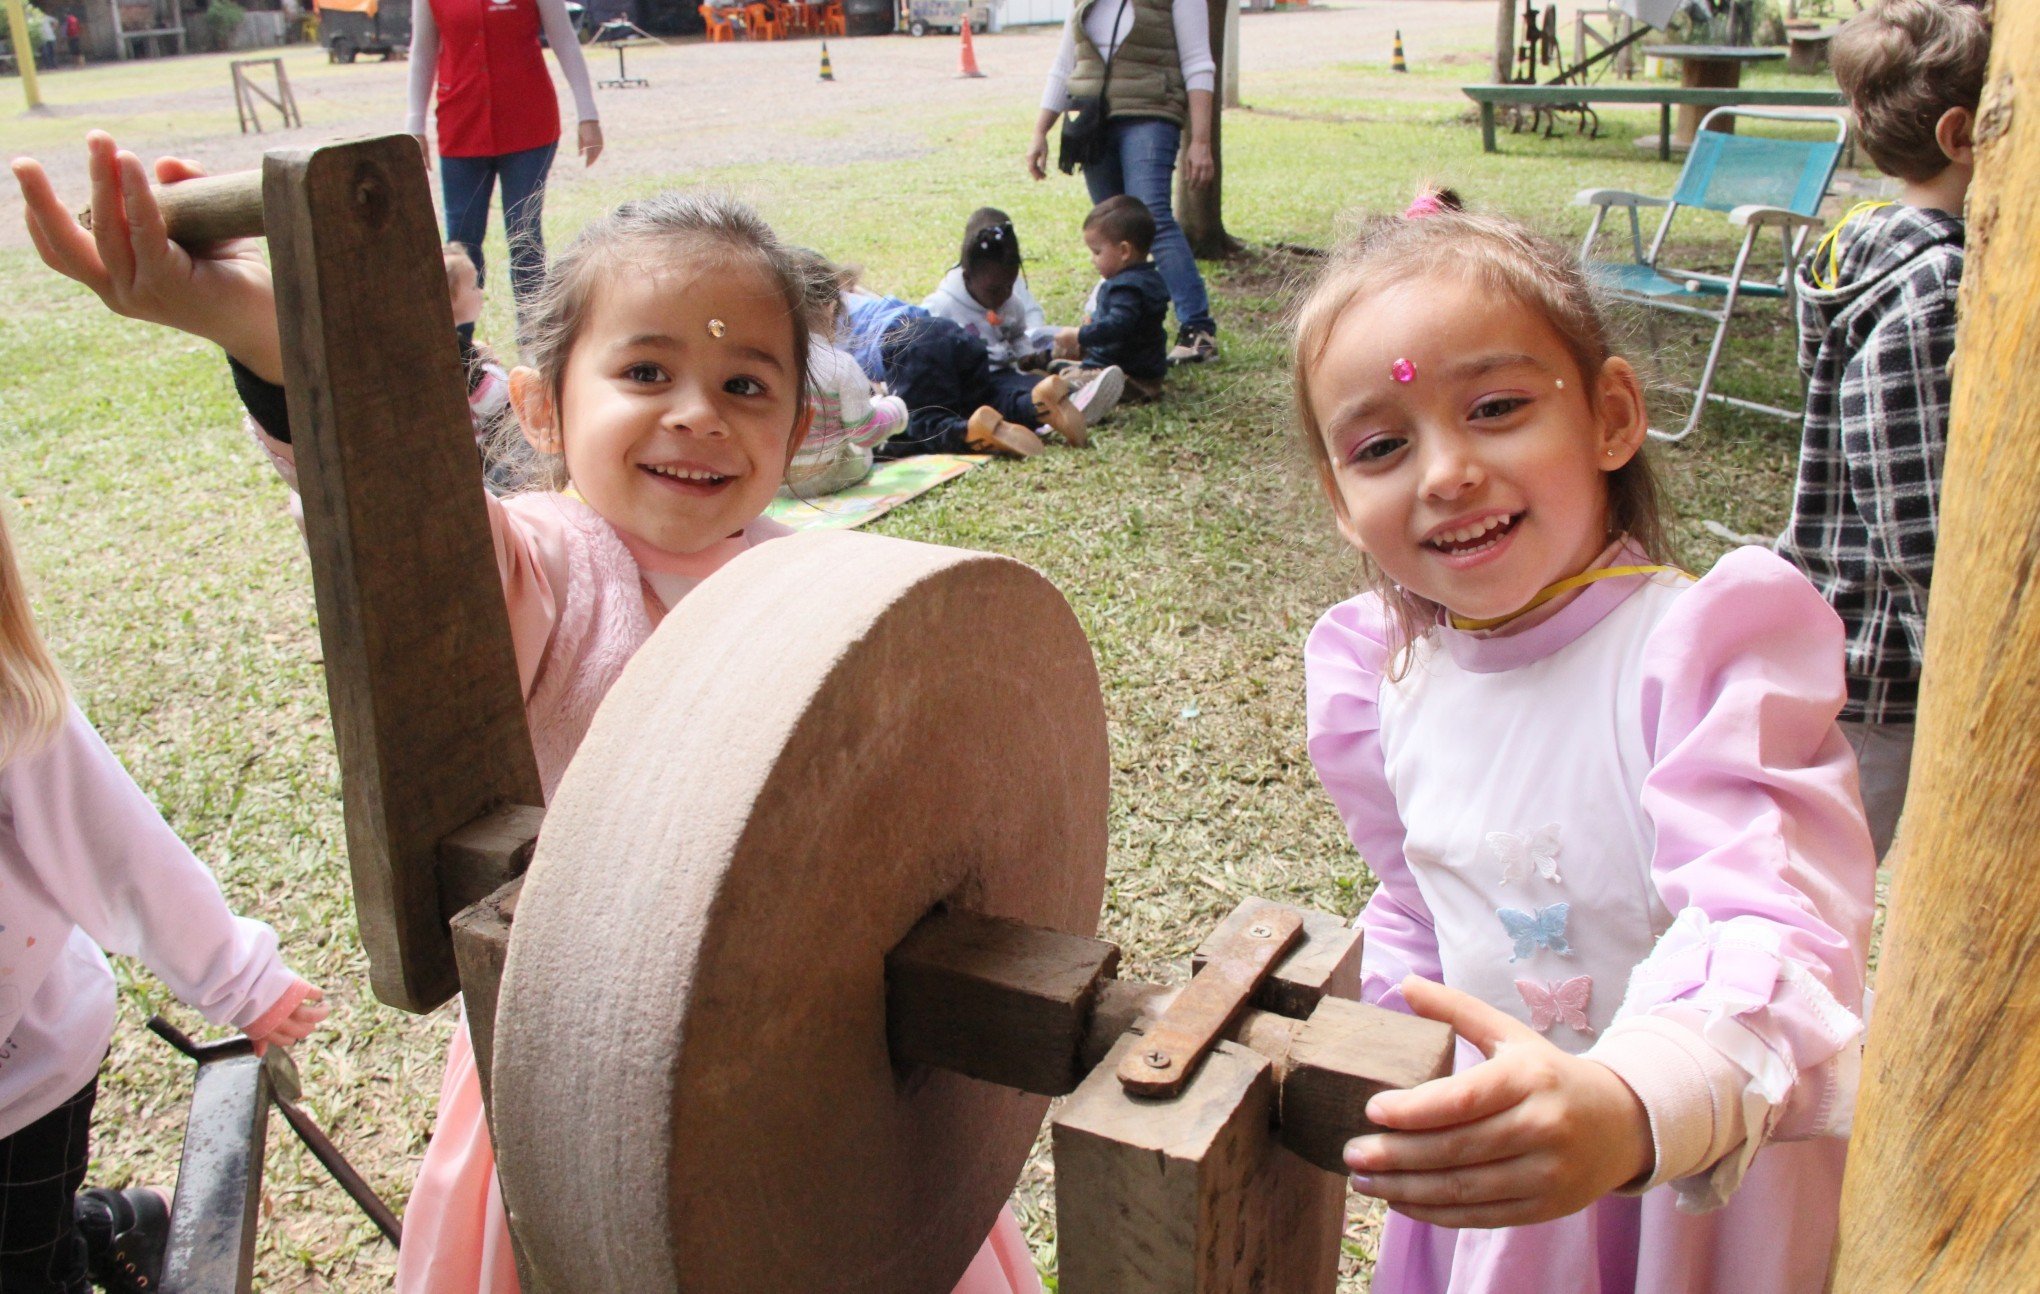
[1054,195,1170,402]
[0,508,327,1294]
[786,272,911,497]
[921,207,1060,373]
[1774,0,1987,859]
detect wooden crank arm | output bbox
[76,169,266,246]
[885,903,1454,1174]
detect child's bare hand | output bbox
[13,132,283,380]
[1053,327,1081,361]
[247,986,329,1054]
[1344,976,1652,1229]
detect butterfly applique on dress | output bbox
[1497,904,1571,960]
[1516,975,1594,1034]
[1485,824,1562,886]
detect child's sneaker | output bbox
[77,1186,170,1293]
[1030,375,1089,448]
[1070,366,1125,428]
[965,406,1045,458]
[1167,327,1220,366]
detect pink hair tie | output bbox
[1404,194,1447,220]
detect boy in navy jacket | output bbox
[1054,196,1170,400]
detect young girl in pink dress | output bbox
[1292,198,1877,1293]
[12,132,1043,1294]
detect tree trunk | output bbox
[1830,19,2040,1289]
[1178,0,1239,259]
[1493,0,1515,82]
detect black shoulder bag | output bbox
[1057,0,1132,175]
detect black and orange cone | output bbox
[958,16,986,78]
[1391,29,1408,72]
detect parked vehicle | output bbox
[316,0,410,63]
[901,0,989,36]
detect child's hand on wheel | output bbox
[1344,976,1654,1229]
[12,130,284,382]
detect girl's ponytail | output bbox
[0,509,68,769]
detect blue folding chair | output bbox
[1576,107,1850,441]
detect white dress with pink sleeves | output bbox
[1305,546,1876,1294]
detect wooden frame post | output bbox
[1831,22,2040,1287]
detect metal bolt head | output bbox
[1143,1050,1173,1070]
[1247,923,1274,939]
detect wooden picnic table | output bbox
[1649,45,1787,145]
[1461,84,1847,160]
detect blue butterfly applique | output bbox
[1497,904,1571,961]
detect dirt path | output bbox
[2,0,1496,249]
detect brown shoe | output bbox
[965,406,1045,458]
[1031,375,1088,448]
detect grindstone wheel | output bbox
[492,531,1111,1293]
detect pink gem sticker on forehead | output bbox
[1390,358,1416,383]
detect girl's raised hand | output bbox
[1344,976,1653,1229]
[12,132,284,381]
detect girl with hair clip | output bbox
[12,133,1043,1294]
[1294,191,1875,1292]
[0,504,326,1294]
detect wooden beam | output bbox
[886,906,1120,1096]
[1831,21,2040,1288]
[1191,897,1362,1019]
[264,136,544,1013]
[450,876,522,1112]
[1054,1033,1341,1294]
[1277,996,1456,1173]
[439,803,544,924]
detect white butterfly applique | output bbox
[1516,975,1594,1034]
[1486,824,1562,886]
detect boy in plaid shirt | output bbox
[1775,0,1989,857]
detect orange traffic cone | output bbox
[819,40,835,80]
[958,16,986,78]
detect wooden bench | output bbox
[1462,84,1848,160]
[1786,27,1837,74]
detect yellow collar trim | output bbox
[1811,201,1893,291]
[1447,563,1687,632]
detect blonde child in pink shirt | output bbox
[14,131,1043,1294]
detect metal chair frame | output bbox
[1576,106,1850,441]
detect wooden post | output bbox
[1830,23,2040,1288]
[263,136,545,1013]
[3,0,43,111]
[1177,0,1239,260]
[1492,0,1515,82]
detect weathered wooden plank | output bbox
[886,906,1120,1096]
[1055,1033,1341,1294]
[450,876,522,1111]
[264,135,544,1013]
[439,803,544,924]
[1279,997,1456,1174]
[1832,20,2040,1288]
[1191,898,1363,1019]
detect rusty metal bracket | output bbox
[1115,908,1305,1097]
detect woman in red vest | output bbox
[407,0,601,329]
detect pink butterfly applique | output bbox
[1516,976,1594,1034]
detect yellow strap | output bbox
[1448,563,1688,632]
[1810,201,1893,292]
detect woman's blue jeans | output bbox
[440,141,559,318]
[1083,117,1215,338]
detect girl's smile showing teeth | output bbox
[1426,512,1521,557]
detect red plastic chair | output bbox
[698,3,737,40]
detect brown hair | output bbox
[1832,0,1991,184]
[1083,195,1156,257]
[1291,202,1667,673]
[491,192,819,491]
[0,508,68,769]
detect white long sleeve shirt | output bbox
[0,706,302,1138]
[1039,0,1216,114]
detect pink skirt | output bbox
[396,1017,1044,1294]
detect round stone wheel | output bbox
[492,530,1111,1293]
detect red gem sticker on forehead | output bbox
[1390,358,1416,383]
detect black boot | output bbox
[75,1187,169,1293]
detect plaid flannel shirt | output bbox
[1775,204,1965,725]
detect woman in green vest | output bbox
[1026,0,1221,364]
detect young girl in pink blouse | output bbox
[1293,199,1876,1292]
[13,133,1042,1294]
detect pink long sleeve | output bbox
[1305,596,1444,1010]
[1599,547,1876,1208]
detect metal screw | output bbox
[1247,923,1274,939]
[1143,1050,1173,1070]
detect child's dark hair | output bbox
[1084,195,1155,257]
[960,207,1023,277]
[1832,0,1990,184]
[1291,196,1667,673]
[492,192,816,491]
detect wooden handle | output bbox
[75,170,265,246]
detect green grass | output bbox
[0,25,1847,1290]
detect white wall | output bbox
[995,0,1070,29]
